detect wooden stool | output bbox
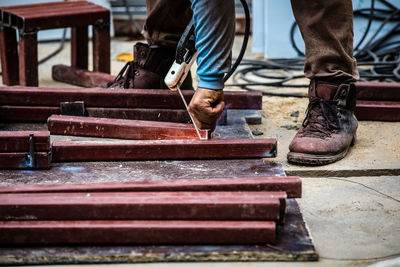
[0,1,110,86]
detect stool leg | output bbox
[92,19,110,74]
[18,31,38,86]
[0,27,19,85]
[71,26,88,69]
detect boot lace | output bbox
[300,98,340,138]
[107,61,137,89]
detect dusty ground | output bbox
[1,37,400,267]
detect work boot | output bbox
[287,80,358,165]
[107,42,193,89]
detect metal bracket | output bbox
[60,101,86,116]
[18,28,38,37]
[94,19,110,30]
[24,133,36,169]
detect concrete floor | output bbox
[1,37,400,267]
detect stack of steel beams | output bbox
[0,176,302,245]
[0,87,262,123]
[355,82,400,121]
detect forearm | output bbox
[190,0,235,90]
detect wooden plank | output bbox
[0,220,276,245]
[0,131,50,152]
[0,176,302,198]
[355,81,400,101]
[0,152,50,169]
[18,31,38,86]
[52,64,114,88]
[0,87,262,110]
[0,27,19,85]
[51,139,277,162]
[0,191,281,220]
[355,101,400,121]
[48,115,209,140]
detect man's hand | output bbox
[188,88,225,132]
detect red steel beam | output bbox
[355,82,400,101]
[2,2,110,31]
[355,101,400,121]
[52,64,114,88]
[0,106,226,124]
[0,131,50,152]
[0,87,262,110]
[0,176,302,198]
[51,139,277,161]
[92,20,110,74]
[71,27,88,70]
[0,106,59,122]
[18,32,38,86]
[1,1,98,13]
[0,220,276,245]
[0,191,281,220]
[0,27,19,85]
[48,115,209,140]
[0,152,50,169]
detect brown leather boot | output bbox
[287,80,358,165]
[107,42,193,90]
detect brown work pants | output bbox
[143,0,359,82]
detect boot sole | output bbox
[287,135,356,166]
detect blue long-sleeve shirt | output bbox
[190,0,235,90]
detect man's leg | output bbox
[143,0,193,48]
[108,0,193,89]
[287,0,359,165]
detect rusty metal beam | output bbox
[0,106,59,122]
[0,220,276,245]
[0,131,50,152]
[355,82,400,101]
[18,31,38,86]
[1,2,110,32]
[0,27,19,85]
[52,64,114,88]
[0,191,281,220]
[92,19,110,74]
[0,105,227,124]
[71,27,88,70]
[0,152,50,169]
[51,139,277,162]
[0,87,262,110]
[355,101,400,121]
[48,115,209,140]
[0,176,302,198]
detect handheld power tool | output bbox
[164,20,205,140]
[164,0,250,140]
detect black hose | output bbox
[223,0,250,82]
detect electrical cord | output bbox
[223,0,250,82]
[229,0,400,97]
